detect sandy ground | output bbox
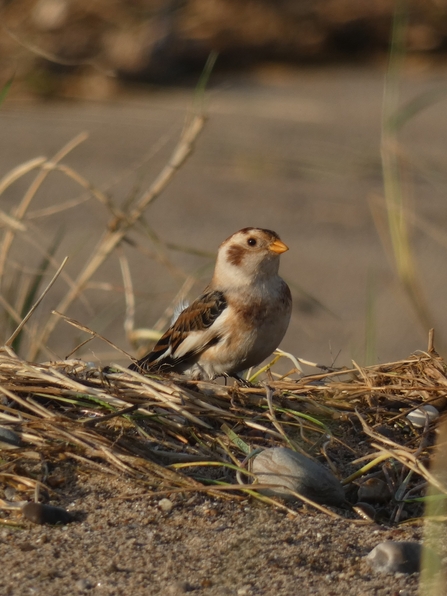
[2,66,447,594]
[0,471,423,596]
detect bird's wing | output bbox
[130,289,228,371]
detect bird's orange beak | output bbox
[269,239,289,254]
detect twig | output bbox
[52,311,133,360]
[0,133,88,283]
[5,257,68,347]
[29,115,206,360]
[119,253,135,343]
[83,404,139,427]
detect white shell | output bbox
[406,405,439,428]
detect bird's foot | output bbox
[223,373,253,388]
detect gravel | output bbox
[0,471,425,596]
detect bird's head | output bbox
[213,227,288,289]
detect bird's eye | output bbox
[247,238,257,247]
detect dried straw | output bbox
[0,341,445,523]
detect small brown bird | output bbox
[129,227,292,380]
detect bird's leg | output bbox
[224,373,253,388]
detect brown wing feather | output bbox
[129,290,227,372]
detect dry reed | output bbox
[0,338,445,524]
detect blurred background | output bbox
[1,0,447,371]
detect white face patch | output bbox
[215,244,280,292]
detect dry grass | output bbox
[0,337,446,525]
[0,53,216,366]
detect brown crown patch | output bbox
[226,244,246,266]
[239,227,280,241]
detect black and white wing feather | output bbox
[129,290,227,372]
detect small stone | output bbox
[406,405,439,428]
[358,478,390,503]
[4,487,17,501]
[251,447,345,506]
[166,581,194,595]
[76,578,92,591]
[158,498,174,513]
[353,502,376,521]
[22,502,74,525]
[0,427,22,449]
[366,541,423,574]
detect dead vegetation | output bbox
[0,339,446,526]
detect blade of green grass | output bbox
[0,76,13,108]
[221,423,251,456]
[421,418,447,593]
[380,1,440,349]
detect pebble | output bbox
[0,427,22,449]
[406,405,439,428]
[22,502,74,525]
[4,486,17,501]
[366,541,423,574]
[158,498,174,513]
[251,447,345,506]
[166,581,194,595]
[352,502,376,521]
[75,578,93,591]
[357,478,391,503]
